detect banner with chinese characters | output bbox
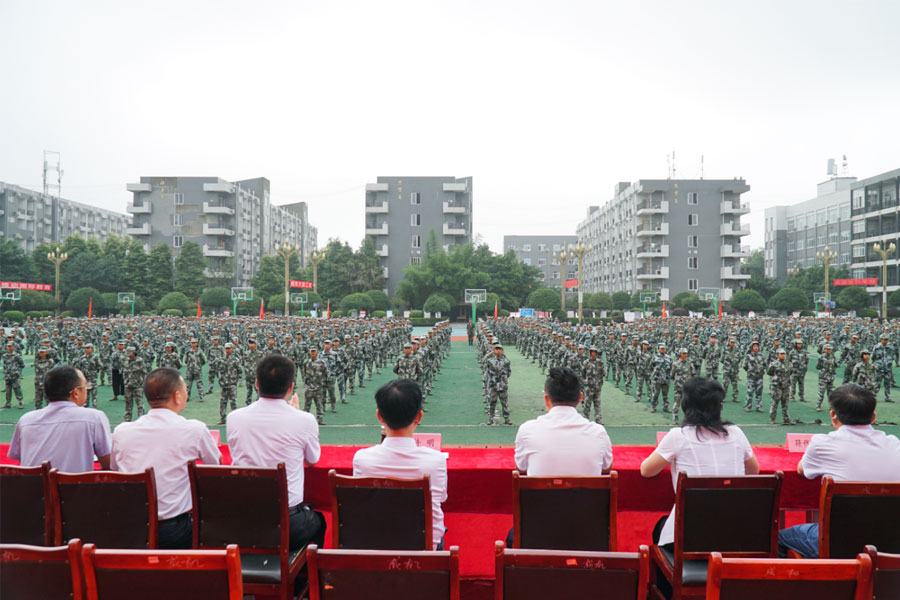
[0,281,52,291]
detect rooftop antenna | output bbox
[42,150,62,198]
[841,154,849,176]
[826,158,836,178]
[667,153,671,179]
[700,154,704,179]
[672,150,676,179]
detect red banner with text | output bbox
[0,281,52,291]
[832,278,877,286]
[289,280,313,289]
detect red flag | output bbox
[494,299,498,320]
[662,302,667,318]
[197,298,202,318]
[326,300,330,319]
[718,300,722,318]
[88,297,92,318]
[259,298,265,319]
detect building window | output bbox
[688,279,698,291]
[688,257,698,269]
[852,190,864,210]
[828,206,839,223]
[852,245,865,258]
[688,214,698,226]
[537,258,546,266]
[411,214,421,226]
[817,209,827,226]
[523,244,531,252]
[787,240,795,251]
[410,192,421,205]
[411,257,421,265]
[840,252,850,264]
[787,218,795,231]
[852,220,865,234]
[818,233,826,246]
[687,235,698,248]
[852,268,866,279]
[173,193,184,205]
[552,272,560,280]
[537,244,547,252]
[173,235,183,248]
[797,239,804,250]
[173,214,183,226]
[411,235,421,248]
[687,192,698,205]
[522,258,531,265]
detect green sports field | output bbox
[2,327,898,446]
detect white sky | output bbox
[2,0,898,252]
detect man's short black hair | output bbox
[375,379,423,430]
[829,384,876,425]
[143,368,183,406]
[544,367,581,405]
[256,354,296,398]
[44,365,82,403]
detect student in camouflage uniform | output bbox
[582,347,606,423]
[340,335,355,398]
[567,344,586,383]
[485,344,512,425]
[721,337,741,403]
[32,347,55,409]
[689,335,704,377]
[670,347,693,422]
[393,343,422,380]
[650,343,672,413]
[2,342,25,409]
[635,340,653,403]
[788,340,808,402]
[767,348,792,425]
[99,333,112,386]
[205,337,224,394]
[158,342,182,370]
[217,343,243,424]
[871,333,897,403]
[123,346,149,422]
[623,336,640,395]
[302,347,328,425]
[841,333,861,385]
[852,349,877,393]
[815,343,838,411]
[704,334,721,380]
[321,340,338,413]
[72,343,102,408]
[111,340,126,401]
[743,341,765,412]
[184,339,205,402]
[242,338,263,405]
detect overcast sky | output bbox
[2,0,898,252]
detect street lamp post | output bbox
[307,248,326,294]
[816,245,838,313]
[553,246,570,313]
[276,240,299,316]
[569,239,592,324]
[47,247,68,316]
[873,240,896,318]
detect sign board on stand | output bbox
[786,434,814,452]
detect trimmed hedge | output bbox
[409,310,424,319]
[372,310,387,318]
[162,309,183,317]
[410,318,441,326]
[2,310,25,323]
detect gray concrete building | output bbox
[576,178,751,302]
[0,181,131,253]
[503,235,578,288]
[365,176,472,295]
[764,177,855,283]
[847,168,900,300]
[126,176,317,287]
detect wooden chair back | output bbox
[0,462,52,545]
[494,541,648,600]
[819,478,900,558]
[512,471,618,551]
[328,469,432,550]
[49,469,158,548]
[705,552,873,600]
[81,543,242,600]
[307,544,460,600]
[864,545,900,600]
[0,539,83,600]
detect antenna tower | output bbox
[43,150,62,198]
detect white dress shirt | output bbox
[514,405,614,476]
[654,425,754,546]
[226,397,321,507]
[9,401,111,472]
[353,436,448,550]
[111,408,221,519]
[800,425,900,482]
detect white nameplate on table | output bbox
[785,433,813,453]
[414,433,442,451]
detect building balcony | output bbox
[636,222,669,237]
[720,200,750,215]
[365,201,389,214]
[366,183,389,192]
[720,223,750,236]
[442,202,467,214]
[203,244,234,258]
[365,222,389,236]
[443,223,467,236]
[16,211,34,221]
[636,200,669,216]
[443,182,467,192]
[127,201,152,214]
[126,223,151,236]
[203,202,235,216]
[203,267,231,279]
[720,244,751,258]
[636,266,669,279]
[636,244,669,258]
[375,244,389,257]
[126,183,152,192]
[721,266,750,279]
[203,224,235,236]
[203,182,234,193]
[383,266,389,278]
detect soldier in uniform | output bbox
[670,347,693,422]
[123,346,149,422]
[205,337,224,394]
[650,343,672,414]
[111,339,127,401]
[704,334,721,380]
[467,320,475,346]
[332,338,349,404]
[32,346,55,409]
[485,344,512,425]
[582,346,606,423]
[243,338,263,405]
[743,341,765,412]
[841,333,861,385]
[158,341,183,371]
[184,338,206,402]
[302,347,328,425]
[688,335,704,378]
[623,335,640,395]
[788,339,808,402]
[393,342,422,381]
[2,341,25,409]
[636,340,653,403]
[72,343,102,408]
[767,348,792,425]
[321,339,338,413]
[815,343,838,411]
[217,343,243,424]
[721,336,741,403]
[871,333,897,403]
[852,349,877,393]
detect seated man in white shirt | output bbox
[353,378,448,550]
[227,354,326,551]
[9,365,111,471]
[111,368,221,549]
[778,383,900,557]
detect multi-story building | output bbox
[365,176,472,295]
[0,181,131,253]
[126,176,317,287]
[764,177,855,283]
[577,178,751,301]
[503,235,578,288]
[847,168,900,299]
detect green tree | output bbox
[207,257,237,289]
[423,293,452,315]
[0,240,35,281]
[62,235,88,262]
[158,291,191,313]
[729,289,767,313]
[612,291,631,310]
[30,242,58,285]
[65,286,101,316]
[250,254,300,300]
[888,288,900,307]
[200,287,232,311]
[102,234,128,266]
[340,292,375,314]
[476,292,501,317]
[768,287,809,312]
[146,244,174,304]
[526,288,561,312]
[837,286,871,311]
[16,290,52,313]
[101,292,120,315]
[174,242,207,299]
[365,289,390,311]
[742,248,779,299]
[122,240,150,298]
[586,292,613,310]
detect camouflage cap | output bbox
[126,346,136,353]
[823,343,834,350]
[794,339,804,345]
[224,342,233,349]
[658,343,667,349]
[5,341,14,347]
[577,344,585,350]
[493,344,503,349]
[678,347,688,354]
[861,349,871,356]
[165,342,175,348]
[777,348,786,355]
[84,343,93,349]
[641,339,649,345]
[589,346,599,353]
[403,342,412,349]
[880,333,890,340]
